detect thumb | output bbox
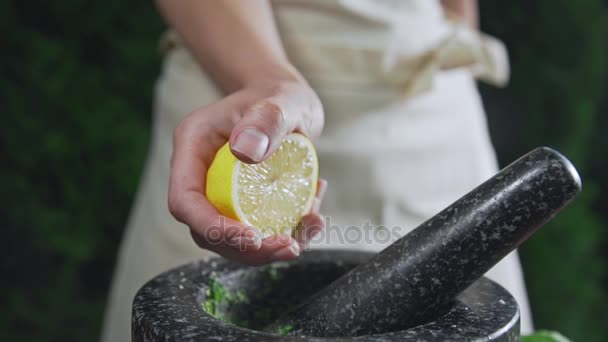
[230,81,325,164]
[229,99,293,164]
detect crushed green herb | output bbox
[267,267,280,281]
[202,274,228,319]
[267,262,289,282]
[201,264,318,330]
[233,289,248,304]
[202,274,251,320]
[276,324,293,336]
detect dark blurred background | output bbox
[1,1,607,341]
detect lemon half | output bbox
[206,133,318,237]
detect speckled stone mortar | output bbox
[132,250,520,341]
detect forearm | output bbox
[441,0,478,29]
[156,0,301,93]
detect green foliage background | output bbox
[480,2,608,341]
[1,1,606,341]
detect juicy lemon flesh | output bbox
[236,136,317,236]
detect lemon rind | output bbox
[206,143,239,220]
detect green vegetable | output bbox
[202,274,251,320]
[276,324,293,336]
[202,274,228,319]
[521,331,571,342]
[201,266,299,329]
[268,267,280,281]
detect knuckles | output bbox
[239,82,325,139]
[172,112,198,145]
[260,100,287,131]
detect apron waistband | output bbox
[159,20,509,99]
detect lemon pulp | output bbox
[206,133,318,237]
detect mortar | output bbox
[132,147,581,341]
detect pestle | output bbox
[266,147,582,337]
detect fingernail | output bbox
[271,239,300,259]
[232,128,269,162]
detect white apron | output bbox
[101,1,532,341]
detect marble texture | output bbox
[268,147,581,337]
[132,250,520,341]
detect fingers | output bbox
[196,178,328,265]
[196,232,301,266]
[229,83,324,163]
[294,213,325,250]
[172,189,265,254]
[169,108,263,253]
[294,178,328,249]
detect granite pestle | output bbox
[266,147,582,337]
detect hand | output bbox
[168,78,326,266]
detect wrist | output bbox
[239,62,308,90]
